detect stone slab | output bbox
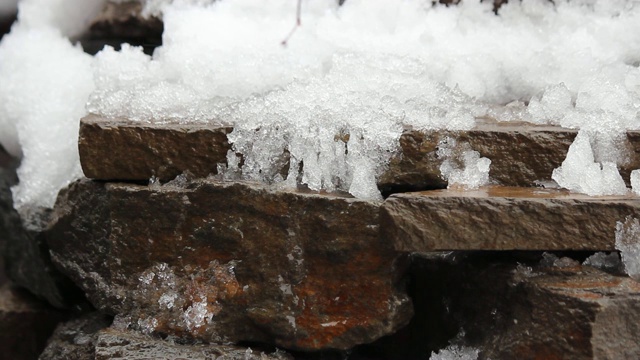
[39,312,112,360]
[47,179,412,351]
[382,186,640,251]
[81,116,640,190]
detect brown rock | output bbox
[47,179,412,351]
[442,257,640,360]
[81,1,163,55]
[79,114,233,182]
[382,186,640,251]
[0,284,66,360]
[380,121,579,191]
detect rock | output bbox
[81,1,163,55]
[0,149,84,308]
[429,255,640,359]
[47,179,412,351]
[78,115,233,182]
[0,283,66,360]
[95,327,292,360]
[39,312,113,360]
[81,116,636,191]
[382,186,640,251]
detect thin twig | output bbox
[281,0,302,46]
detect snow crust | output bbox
[3,0,640,213]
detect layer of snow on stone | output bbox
[3,0,640,213]
[615,217,640,281]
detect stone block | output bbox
[47,179,412,351]
[382,186,640,251]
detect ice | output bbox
[109,0,216,18]
[615,217,640,281]
[583,252,622,272]
[183,296,213,331]
[430,345,480,360]
[551,130,627,196]
[438,137,491,190]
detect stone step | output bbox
[382,186,640,251]
[47,178,412,351]
[80,115,640,190]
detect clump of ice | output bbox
[615,217,640,281]
[583,252,622,272]
[438,137,491,190]
[551,130,627,196]
[183,296,213,331]
[430,345,480,360]
[526,83,573,125]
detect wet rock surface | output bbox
[0,283,66,360]
[47,179,412,351]
[382,186,640,251]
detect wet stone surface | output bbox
[382,186,640,251]
[47,178,412,351]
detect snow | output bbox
[615,217,640,281]
[3,0,640,212]
[583,252,622,272]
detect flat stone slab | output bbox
[382,186,640,251]
[47,179,412,351]
[79,115,232,182]
[81,116,606,189]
